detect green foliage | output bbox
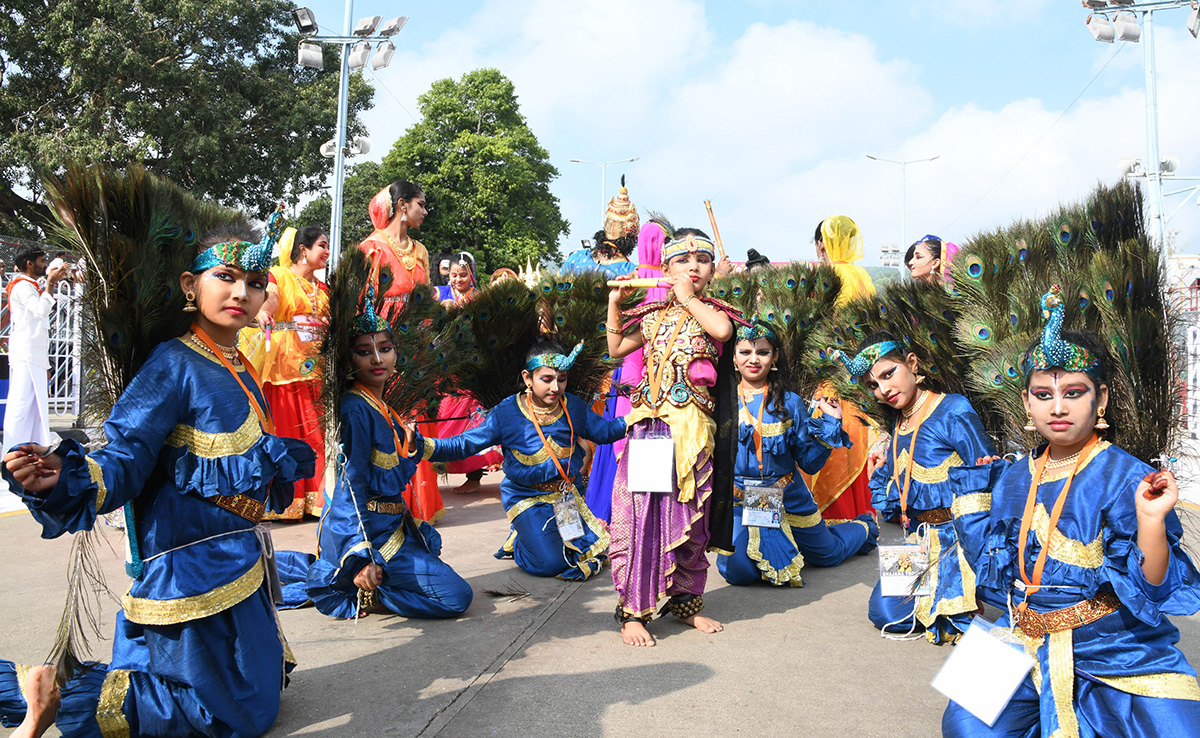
[295,160,383,249]
[0,0,374,233]
[378,68,568,272]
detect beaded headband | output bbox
[189,203,284,274]
[661,234,715,265]
[1020,284,1101,380]
[352,284,390,337]
[828,340,902,378]
[735,319,779,345]
[526,341,583,372]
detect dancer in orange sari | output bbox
[359,179,444,523]
[802,216,878,523]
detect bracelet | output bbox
[681,294,696,310]
[606,327,624,335]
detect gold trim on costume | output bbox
[914,527,978,636]
[366,498,406,515]
[379,524,407,561]
[1029,441,1110,483]
[892,449,964,485]
[1049,629,1080,737]
[1094,672,1200,701]
[511,435,573,467]
[370,448,400,470]
[785,511,824,528]
[738,406,792,437]
[14,663,30,704]
[96,668,131,738]
[746,523,805,587]
[422,436,436,462]
[340,540,372,567]
[165,410,261,459]
[1032,503,1104,569]
[87,456,109,511]
[952,492,991,518]
[121,559,264,625]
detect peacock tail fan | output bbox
[534,269,627,401]
[41,163,235,425]
[962,337,1034,453]
[749,263,843,395]
[385,283,452,419]
[320,247,371,427]
[709,271,758,317]
[447,278,539,410]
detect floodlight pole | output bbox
[866,154,939,274]
[1141,10,1167,247]
[327,0,355,268]
[569,157,639,219]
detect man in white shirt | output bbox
[4,246,68,449]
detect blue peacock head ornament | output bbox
[1020,284,1101,380]
[526,341,584,372]
[189,202,285,274]
[352,284,390,337]
[735,318,779,346]
[827,339,902,378]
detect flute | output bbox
[703,200,729,261]
[606,278,671,288]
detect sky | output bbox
[303,0,1200,266]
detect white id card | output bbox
[742,480,783,529]
[931,616,1035,727]
[553,491,585,542]
[296,314,317,343]
[626,435,675,494]
[877,543,932,597]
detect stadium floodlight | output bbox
[372,40,395,70]
[1189,2,1200,38]
[379,16,409,36]
[1086,13,1116,42]
[1081,0,1108,7]
[348,41,372,71]
[354,16,382,36]
[1114,11,1142,41]
[350,136,372,156]
[293,8,318,35]
[297,40,323,69]
[320,139,337,158]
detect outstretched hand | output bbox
[1136,470,1178,522]
[2,444,62,494]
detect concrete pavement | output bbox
[1,475,1197,737]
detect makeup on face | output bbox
[1025,368,1101,450]
[734,339,775,383]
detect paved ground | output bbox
[1,474,1198,738]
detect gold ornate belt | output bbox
[912,507,952,525]
[530,479,575,494]
[1015,590,1120,640]
[210,494,265,523]
[367,499,407,515]
[733,473,793,501]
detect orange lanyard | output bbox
[645,304,690,408]
[739,384,769,475]
[192,324,274,434]
[525,395,575,487]
[1015,434,1099,611]
[891,392,937,528]
[353,383,411,458]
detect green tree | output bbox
[379,68,568,271]
[295,160,382,249]
[0,0,374,232]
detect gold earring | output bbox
[1094,406,1109,431]
[769,366,778,372]
[915,374,926,384]
[1023,412,1036,432]
[183,290,198,312]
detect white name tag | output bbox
[627,436,675,494]
[931,616,1035,727]
[878,543,932,597]
[553,491,585,542]
[742,480,783,529]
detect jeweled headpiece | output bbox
[604,175,640,240]
[352,284,390,337]
[735,319,779,345]
[525,342,584,372]
[661,234,715,265]
[189,202,284,274]
[1020,284,1101,379]
[828,340,902,378]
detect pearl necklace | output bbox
[189,332,240,363]
[1044,449,1083,470]
[902,389,930,419]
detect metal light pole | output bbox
[866,154,939,269]
[569,158,639,218]
[330,0,355,266]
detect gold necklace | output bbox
[739,384,766,395]
[189,331,240,363]
[382,231,417,271]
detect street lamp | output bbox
[569,157,639,219]
[292,4,409,267]
[865,154,940,260]
[1080,0,1200,247]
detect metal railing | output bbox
[0,276,84,418]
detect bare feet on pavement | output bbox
[621,621,655,647]
[680,613,723,633]
[453,478,482,495]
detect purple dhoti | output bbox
[610,418,713,619]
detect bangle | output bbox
[606,327,624,336]
[681,294,696,310]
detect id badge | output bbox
[296,314,317,343]
[931,616,1035,727]
[553,489,586,542]
[627,430,675,494]
[877,541,932,597]
[741,480,783,529]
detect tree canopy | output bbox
[0,0,373,235]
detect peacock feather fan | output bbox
[747,263,842,396]
[383,282,453,420]
[443,279,540,410]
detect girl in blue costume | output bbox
[943,286,1200,737]
[717,321,878,586]
[414,340,627,580]
[831,331,995,643]
[0,203,316,737]
[277,254,473,620]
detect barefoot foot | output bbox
[453,479,482,495]
[13,665,59,738]
[620,620,656,647]
[680,613,723,633]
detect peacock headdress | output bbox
[827,340,903,378]
[661,233,715,265]
[190,202,284,274]
[1020,284,1101,380]
[352,284,390,337]
[735,319,779,345]
[526,341,584,372]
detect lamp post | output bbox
[293,4,407,267]
[1081,0,1200,247]
[569,157,639,219]
[865,154,940,264]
